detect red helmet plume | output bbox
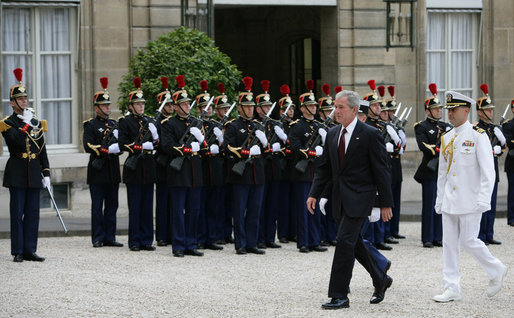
[242,76,253,92]
[306,79,314,91]
[387,86,395,98]
[13,68,23,83]
[260,80,270,93]
[175,75,185,89]
[480,83,489,95]
[217,83,226,94]
[160,77,169,90]
[428,83,437,96]
[200,80,208,92]
[280,84,290,96]
[322,84,330,96]
[100,77,109,90]
[377,85,385,97]
[133,77,141,89]
[334,86,342,94]
[367,79,376,91]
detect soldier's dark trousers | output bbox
[127,184,154,248]
[231,184,264,250]
[258,180,281,244]
[198,186,223,245]
[421,180,442,243]
[155,181,171,243]
[294,182,321,248]
[9,187,40,255]
[361,219,390,271]
[479,182,498,241]
[277,180,296,241]
[370,219,385,244]
[90,183,119,244]
[508,172,514,225]
[321,200,337,243]
[386,182,402,238]
[170,186,201,252]
[221,185,233,241]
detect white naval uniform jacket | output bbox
[435,121,495,215]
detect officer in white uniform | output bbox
[432,91,508,302]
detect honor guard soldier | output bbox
[475,84,505,245]
[255,80,284,249]
[1,68,49,262]
[288,80,327,253]
[224,76,267,255]
[414,83,451,248]
[276,84,297,244]
[195,80,224,251]
[358,97,369,123]
[502,98,514,226]
[154,77,174,247]
[160,75,204,257]
[83,77,123,248]
[118,77,158,252]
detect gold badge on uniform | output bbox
[181,91,188,98]
[247,94,253,101]
[264,95,270,102]
[103,93,109,99]
[136,92,143,98]
[222,96,228,103]
[309,94,315,101]
[19,86,26,93]
[447,94,453,102]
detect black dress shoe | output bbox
[423,241,434,248]
[375,242,393,250]
[156,240,168,246]
[433,241,443,247]
[370,275,393,304]
[509,223,514,227]
[299,246,310,253]
[321,298,350,310]
[104,241,123,247]
[266,242,282,248]
[236,247,247,255]
[173,250,184,257]
[185,249,204,256]
[385,260,392,273]
[311,245,328,252]
[385,237,399,244]
[257,242,267,249]
[247,247,265,255]
[23,253,45,262]
[140,245,156,251]
[279,237,289,243]
[480,239,490,245]
[92,241,103,248]
[225,237,235,244]
[129,246,140,251]
[13,254,23,262]
[197,243,205,250]
[392,234,406,239]
[330,240,338,246]
[487,239,502,245]
[216,239,227,245]
[205,243,223,250]
[320,240,330,247]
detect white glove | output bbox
[368,208,380,222]
[190,127,205,143]
[493,145,502,155]
[108,143,120,154]
[42,176,51,189]
[249,144,261,156]
[112,129,119,140]
[148,123,159,141]
[255,130,268,147]
[434,203,442,215]
[21,109,33,124]
[142,141,154,150]
[315,145,323,156]
[493,127,506,146]
[318,128,327,146]
[446,126,452,131]
[475,202,490,214]
[274,125,288,142]
[386,125,401,145]
[386,142,394,153]
[210,144,219,154]
[319,198,328,216]
[191,141,200,153]
[213,127,224,144]
[398,129,407,147]
[399,147,404,155]
[271,142,281,153]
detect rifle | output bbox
[42,173,68,234]
[169,96,214,171]
[268,101,293,146]
[232,103,276,176]
[125,116,153,171]
[91,121,118,170]
[490,104,510,156]
[400,107,412,128]
[205,102,236,146]
[393,108,407,129]
[390,103,402,126]
[294,108,335,174]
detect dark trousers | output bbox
[386,182,401,237]
[328,215,384,299]
[294,182,321,248]
[90,183,119,244]
[231,184,265,250]
[126,183,154,248]
[258,180,280,244]
[220,185,233,241]
[170,186,201,252]
[507,172,514,225]
[198,185,223,245]
[364,218,385,244]
[320,200,338,243]
[361,218,389,272]
[277,180,296,240]
[9,187,40,255]
[479,182,498,241]
[421,180,442,243]
[155,181,172,243]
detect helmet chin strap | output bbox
[240,104,251,119]
[95,104,110,118]
[12,98,25,115]
[479,109,492,122]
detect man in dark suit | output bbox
[307,89,393,309]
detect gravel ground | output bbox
[1,221,512,318]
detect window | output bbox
[426,10,480,120]
[2,4,78,149]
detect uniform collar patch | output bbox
[429,129,435,134]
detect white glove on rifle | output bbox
[210,144,219,154]
[386,142,394,153]
[493,145,502,155]
[399,147,404,155]
[368,208,380,222]
[493,127,506,146]
[148,123,159,141]
[191,141,200,152]
[274,126,288,142]
[386,125,401,145]
[19,109,33,124]
[142,141,154,150]
[112,129,119,140]
[398,129,407,147]
[271,142,281,153]
[315,145,323,156]
[319,198,328,216]
[190,127,205,144]
[446,126,452,132]
[108,143,120,154]
[255,130,268,147]
[318,128,327,146]
[42,176,51,189]
[213,127,224,144]
[249,144,261,156]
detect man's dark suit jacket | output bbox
[309,119,393,224]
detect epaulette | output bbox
[83,118,93,125]
[117,116,125,121]
[473,126,485,134]
[413,120,422,128]
[161,116,171,124]
[224,118,235,126]
[289,119,300,126]
[503,118,511,125]
[0,116,11,133]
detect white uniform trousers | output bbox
[442,212,504,294]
